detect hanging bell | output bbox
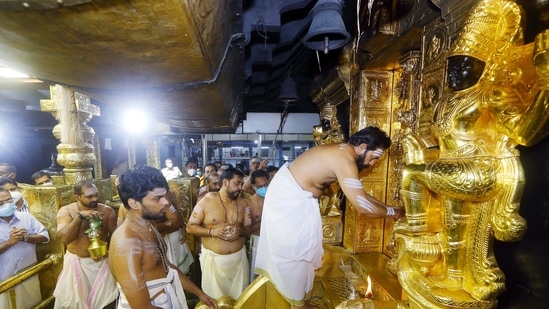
[277,76,299,104]
[303,0,351,54]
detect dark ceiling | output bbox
[0,0,357,134]
[0,0,546,134]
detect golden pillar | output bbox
[40,85,100,185]
[395,0,549,307]
[344,69,396,253]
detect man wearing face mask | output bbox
[245,169,269,283]
[31,171,54,186]
[184,160,198,177]
[161,158,183,180]
[0,177,28,212]
[0,187,49,309]
[54,181,118,309]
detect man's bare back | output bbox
[289,142,357,198]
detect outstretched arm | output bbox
[335,148,402,219]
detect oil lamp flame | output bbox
[365,275,374,299]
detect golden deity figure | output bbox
[314,103,345,217]
[395,0,549,308]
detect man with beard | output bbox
[255,126,404,309]
[197,172,220,202]
[187,168,252,300]
[54,181,118,309]
[109,166,217,309]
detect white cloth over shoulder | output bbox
[117,268,188,309]
[199,245,249,299]
[53,251,118,309]
[164,230,194,274]
[254,163,323,306]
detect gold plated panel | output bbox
[19,184,73,305]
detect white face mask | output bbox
[187,168,196,176]
[39,181,54,186]
[10,190,22,203]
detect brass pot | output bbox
[88,237,108,259]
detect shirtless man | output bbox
[187,168,252,300]
[246,169,269,283]
[54,181,118,309]
[255,126,404,309]
[109,166,217,309]
[197,172,220,202]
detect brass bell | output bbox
[277,75,299,104]
[303,0,351,54]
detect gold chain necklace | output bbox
[218,192,238,226]
[127,215,169,273]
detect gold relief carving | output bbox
[94,178,113,204]
[422,20,449,70]
[21,185,72,298]
[168,177,199,221]
[395,0,549,307]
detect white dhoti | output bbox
[199,245,249,299]
[117,268,188,309]
[164,230,194,274]
[53,251,118,309]
[0,274,41,309]
[249,234,260,283]
[255,163,323,306]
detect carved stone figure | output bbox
[395,0,549,307]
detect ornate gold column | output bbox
[40,85,100,185]
[344,70,396,253]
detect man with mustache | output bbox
[54,181,118,309]
[110,166,217,309]
[187,168,252,300]
[255,126,404,309]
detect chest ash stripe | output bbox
[188,205,202,224]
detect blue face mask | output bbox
[0,203,17,217]
[256,187,268,197]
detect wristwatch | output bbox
[23,234,28,242]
